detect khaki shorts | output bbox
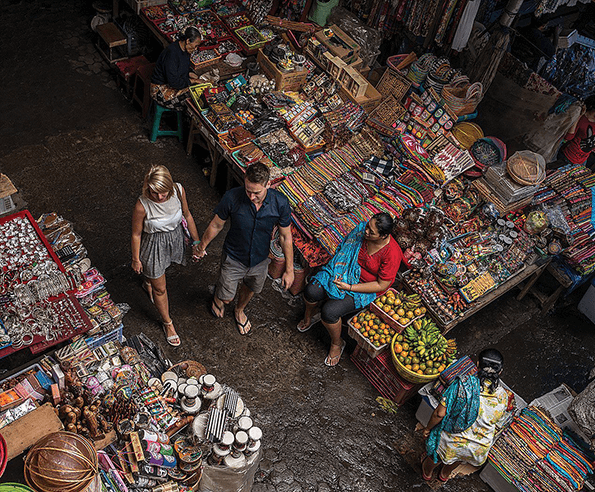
[215,253,270,301]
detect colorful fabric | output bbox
[426,374,481,463]
[312,222,376,310]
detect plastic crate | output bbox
[369,288,423,332]
[86,324,124,350]
[346,318,387,358]
[350,345,423,405]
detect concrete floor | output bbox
[1,1,594,491]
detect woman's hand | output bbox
[333,279,351,291]
[131,259,143,274]
[192,243,207,261]
[421,427,431,439]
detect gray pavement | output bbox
[0,1,594,490]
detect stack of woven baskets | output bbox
[506,150,546,186]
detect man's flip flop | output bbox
[210,298,224,318]
[234,313,252,335]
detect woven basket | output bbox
[470,137,507,170]
[387,52,417,71]
[406,53,435,87]
[451,122,484,149]
[375,68,411,102]
[442,77,483,116]
[506,150,546,186]
[390,335,438,384]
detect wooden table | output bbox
[405,259,551,333]
[186,111,245,190]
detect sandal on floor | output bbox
[162,321,181,347]
[142,281,154,304]
[297,313,321,333]
[437,466,450,483]
[421,453,433,481]
[210,297,225,318]
[324,340,346,367]
[234,312,252,335]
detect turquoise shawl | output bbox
[426,374,481,463]
[312,222,376,310]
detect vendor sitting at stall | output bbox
[150,26,202,111]
[296,213,405,367]
[420,348,514,483]
[557,95,595,169]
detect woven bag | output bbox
[442,77,484,116]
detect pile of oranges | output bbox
[350,310,398,348]
[373,290,426,327]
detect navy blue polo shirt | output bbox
[215,187,291,267]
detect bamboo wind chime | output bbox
[468,0,524,92]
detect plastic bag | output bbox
[523,100,584,163]
[199,449,261,492]
[326,7,382,68]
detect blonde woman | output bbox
[131,165,200,346]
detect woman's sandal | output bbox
[162,321,181,347]
[297,313,321,333]
[420,454,433,481]
[437,465,450,483]
[324,340,346,367]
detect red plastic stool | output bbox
[115,55,149,99]
[133,62,155,119]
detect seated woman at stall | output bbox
[297,213,405,367]
[420,348,514,483]
[150,26,202,111]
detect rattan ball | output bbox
[24,432,98,492]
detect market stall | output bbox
[0,332,263,492]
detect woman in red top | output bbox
[297,213,406,366]
[559,95,595,167]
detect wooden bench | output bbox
[96,22,128,63]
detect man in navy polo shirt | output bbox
[195,163,294,335]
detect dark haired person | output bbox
[297,213,405,367]
[195,163,294,335]
[420,349,514,483]
[558,95,595,168]
[150,26,203,110]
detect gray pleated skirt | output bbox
[140,223,186,279]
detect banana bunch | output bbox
[403,318,457,364]
[401,293,422,312]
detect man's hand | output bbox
[281,270,295,290]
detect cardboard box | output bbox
[338,82,382,113]
[314,24,360,64]
[257,49,308,92]
[2,402,63,460]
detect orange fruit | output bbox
[417,370,424,375]
[395,343,402,353]
[373,334,380,341]
[354,322,361,329]
[383,329,389,335]
[405,364,412,370]
[401,351,408,357]
[412,363,420,371]
[406,311,414,319]
[351,316,357,323]
[396,308,405,317]
[380,337,386,344]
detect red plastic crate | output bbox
[350,345,423,406]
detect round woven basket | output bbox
[24,432,98,492]
[391,335,439,384]
[451,122,484,150]
[506,151,546,186]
